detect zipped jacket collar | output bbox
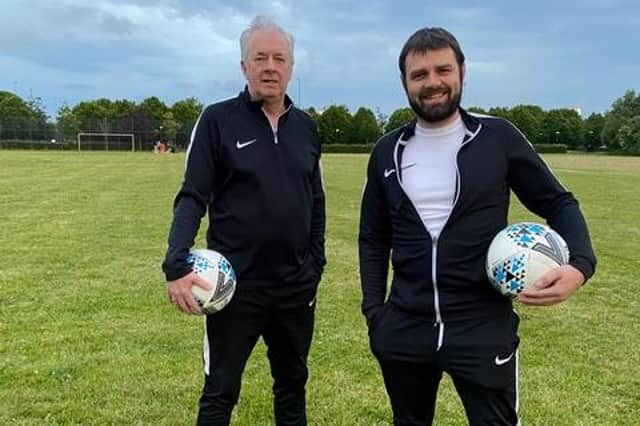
[239,85,294,116]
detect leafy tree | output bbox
[171,97,203,147]
[317,105,352,144]
[139,96,169,124]
[541,108,583,147]
[305,107,320,123]
[111,99,136,117]
[72,98,137,147]
[122,109,156,148]
[26,97,55,140]
[602,90,640,150]
[601,113,626,150]
[610,90,640,117]
[467,106,487,114]
[108,99,136,120]
[25,96,49,126]
[583,113,606,150]
[63,98,136,135]
[110,99,137,130]
[509,105,545,145]
[171,97,202,132]
[0,91,14,104]
[487,106,512,122]
[0,91,33,139]
[347,107,381,145]
[160,111,180,145]
[56,104,80,141]
[384,107,414,133]
[72,99,111,132]
[615,116,640,153]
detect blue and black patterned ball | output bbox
[486,222,570,299]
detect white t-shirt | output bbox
[401,117,466,239]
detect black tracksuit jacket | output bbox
[162,88,325,288]
[359,109,596,325]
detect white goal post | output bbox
[76,132,135,152]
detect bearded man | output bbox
[358,27,596,425]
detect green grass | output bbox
[1,151,638,425]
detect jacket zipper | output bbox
[432,128,480,350]
[431,236,444,350]
[395,123,482,352]
[264,104,292,145]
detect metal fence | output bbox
[0,117,194,152]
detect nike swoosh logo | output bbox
[495,352,514,366]
[384,168,396,178]
[236,139,257,149]
[308,298,316,307]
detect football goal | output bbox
[76,132,136,152]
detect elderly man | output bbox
[162,16,325,426]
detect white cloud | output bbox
[2,0,639,116]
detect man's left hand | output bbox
[518,265,585,306]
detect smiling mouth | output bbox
[422,91,448,103]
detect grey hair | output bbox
[240,15,294,63]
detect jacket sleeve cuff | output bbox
[569,257,595,285]
[363,303,384,324]
[162,248,193,282]
[163,266,192,282]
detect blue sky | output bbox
[2,0,639,119]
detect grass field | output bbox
[1,151,639,425]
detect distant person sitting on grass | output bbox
[154,140,168,153]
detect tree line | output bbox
[0,91,202,149]
[310,89,640,154]
[1,89,639,153]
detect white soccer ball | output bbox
[486,222,570,299]
[186,249,237,314]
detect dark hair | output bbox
[398,27,465,77]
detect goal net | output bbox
[77,132,135,152]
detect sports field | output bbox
[1,151,638,425]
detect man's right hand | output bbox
[166,272,212,315]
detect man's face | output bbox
[241,30,292,102]
[402,47,464,126]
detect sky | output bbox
[2,0,639,120]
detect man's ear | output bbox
[241,60,248,78]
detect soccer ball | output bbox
[486,222,570,299]
[186,249,237,314]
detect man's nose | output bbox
[424,72,441,87]
[265,56,277,69]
